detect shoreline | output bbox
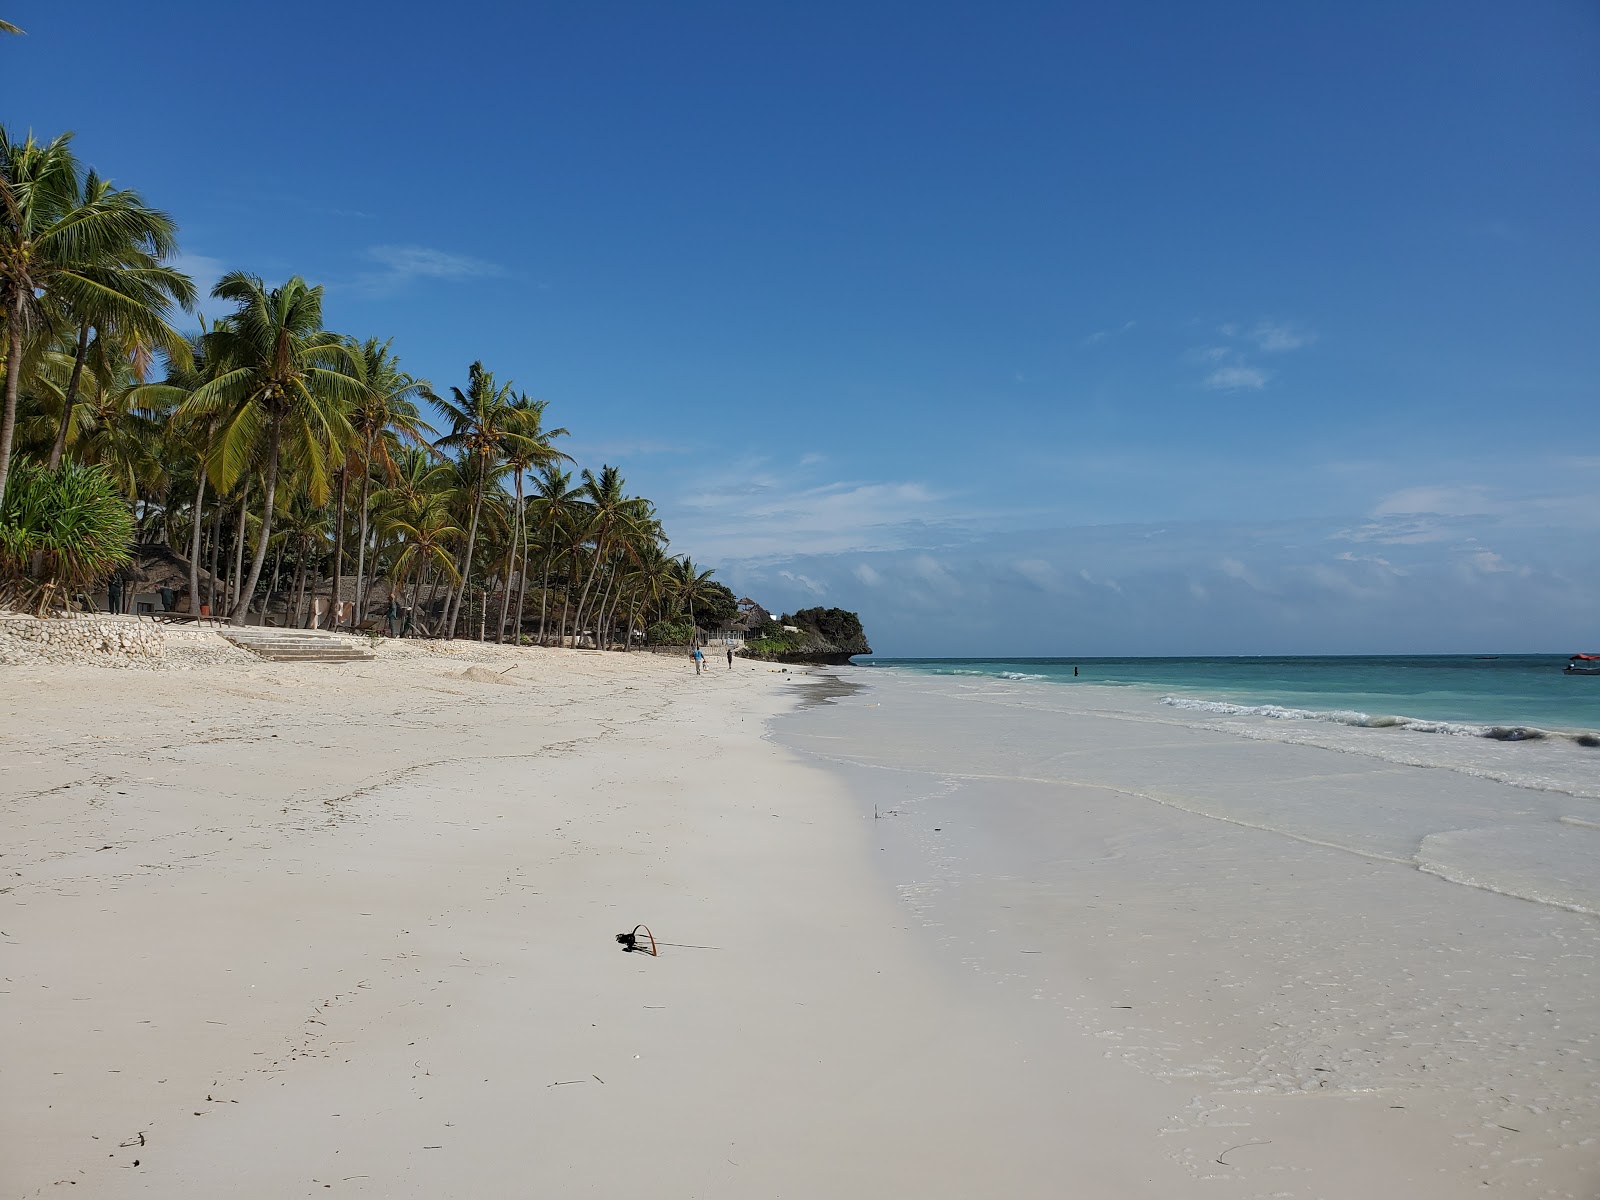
[779,666,1600,1197]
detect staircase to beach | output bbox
[220,626,376,663]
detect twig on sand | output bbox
[547,1079,587,1087]
[1215,1140,1271,1165]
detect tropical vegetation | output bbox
[0,122,752,649]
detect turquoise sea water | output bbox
[855,654,1600,736]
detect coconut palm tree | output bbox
[347,339,436,626]
[0,127,193,504]
[433,361,523,638]
[181,272,359,620]
[493,391,569,643]
[672,556,720,643]
[570,465,655,646]
[44,168,195,471]
[526,465,582,646]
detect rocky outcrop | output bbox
[739,607,871,665]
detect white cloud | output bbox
[1219,556,1272,591]
[1247,321,1317,353]
[1372,485,1501,517]
[1204,365,1271,391]
[354,244,503,295]
[854,563,883,587]
[1083,320,1136,346]
[673,472,949,559]
[1013,558,1060,590]
[779,569,827,596]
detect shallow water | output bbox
[859,654,1600,736]
[780,668,1600,1197]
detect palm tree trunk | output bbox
[291,547,307,627]
[268,537,285,621]
[326,468,348,631]
[496,480,522,643]
[572,531,606,641]
[228,483,249,616]
[445,486,484,639]
[230,424,280,622]
[536,544,555,646]
[513,481,532,645]
[187,472,206,614]
[352,453,374,629]
[46,322,92,471]
[206,500,223,609]
[0,303,28,507]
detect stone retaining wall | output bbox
[0,615,165,662]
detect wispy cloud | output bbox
[1243,320,1317,353]
[1204,365,1271,390]
[1083,320,1136,346]
[353,244,503,296]
[1193,318,1314,390]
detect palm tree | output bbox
[494,391,569,643]
[181,272,359,620]
[347,338,436,627]
[0,127,194,505]
[527,465,582,646]
[672,556,720,643]
[45,168,195,470]
[433,361,521,638]
[571,465,653,647]
[386,496,462,612]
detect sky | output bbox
[7,1,1599,655]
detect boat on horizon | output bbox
[1564,654,1600,676]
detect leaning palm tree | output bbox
[181,272,359,620]
[0,127,193,504]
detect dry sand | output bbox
[5,640,1204,1198]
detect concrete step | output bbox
[221,629,374,663]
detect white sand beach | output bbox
[4,641,1188,1199]
[5,641,1597,1198]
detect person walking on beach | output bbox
[692,646,704,675]
[727,647,734,670]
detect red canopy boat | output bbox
[1565,654,1600,675]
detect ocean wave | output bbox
[1159,695,1599,746]
[998,671,1047,681]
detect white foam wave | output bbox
[999,671,1047,682]
[1158,695,1579,743]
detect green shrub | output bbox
[645,619,695,646]
[0,460,135,612]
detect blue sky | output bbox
[8,1,1598,654]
